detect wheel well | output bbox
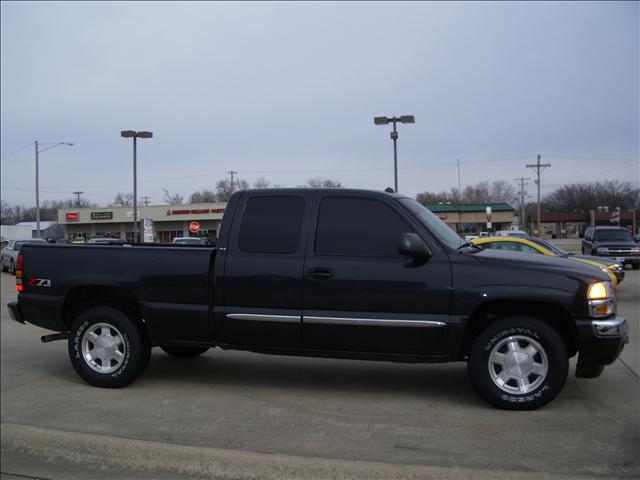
[460,300,578,359]
[62,286,145,331]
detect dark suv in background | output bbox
[582,227,640,270]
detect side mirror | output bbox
[398,233,431,261]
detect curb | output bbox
[1,422,612,480]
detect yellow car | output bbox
[469,236,622,286]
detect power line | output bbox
[0,143,34,159]
[541,154,638,162]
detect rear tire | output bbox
[9,260,15,275]
[161,345,210,358]
[633,263,639,271]
[68,306,151,388]
[468,316,568,410]
[1,260,7,272]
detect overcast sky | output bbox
[1,1,638,207]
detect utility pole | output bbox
[515,177,530,232]
[141,196,151,206]
[72,191,83,207]
[526,154,551,237]
[228,170,238,193]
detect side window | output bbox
[494,242,518,251]
[519,244,543,254]
[315,197,412,257]
[238,196,305,254]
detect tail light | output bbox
[15,252,23,292]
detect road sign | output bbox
[189,221,200,233]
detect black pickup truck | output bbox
[7,189,628,410]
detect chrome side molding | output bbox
[303,316,446,327]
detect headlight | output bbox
[587,281,615,318]
[588,281,612,300]
[632,248,640,254]
[596,247,609,254]
[607,263,622,272]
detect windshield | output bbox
[529,238,568,256]
[398,199,463,250]
[14,239,47,250]
[594,230,633,242]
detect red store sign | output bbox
[66,212,79,222]
[169,208,225,215]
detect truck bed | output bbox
[17,244,216,345]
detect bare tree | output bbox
[1,198,98,224]
[543,180,639,212]
[1,200,15,224]
[189,190,216,203]
[253,177,271,189]
[489,180,517,203]
[162,188,184,205]
[215,178,249,202]
[417,180,517,205]
[304,177,344,188]
[111,192,133,207]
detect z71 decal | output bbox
[28,278,52,288]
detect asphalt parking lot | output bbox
[1,255,638,479]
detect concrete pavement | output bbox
[1,264,638,479]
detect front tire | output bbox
[68,306,150,388]
[468,316,568,410]
[161,345,210,358]
[9,260,15,275]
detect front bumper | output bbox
[575,315,628,378]
[8,302,25,324]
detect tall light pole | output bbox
[121,130,153,242]
[374,115,415,193]
[35,141,74,238]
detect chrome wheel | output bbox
[488,335,548,394]
[81,322,125,374]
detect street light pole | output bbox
[121,130,153,243]
[374,115,415,193]
[34,141,73,238]
[133,135,138,242]
[35,141,39,238]
[391,121,398,193]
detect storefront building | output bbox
[425,203,515,234]
[58,202,228,243]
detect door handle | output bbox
[307,268,334,280]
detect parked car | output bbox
[582,227,640,270]
[171,237,206,245]
[1,238,48,274]
[72,237,86,244]
[494,230,528,238]
[470,236,623,286]
[87,237,127,245]
[8,189,627,410]
[463,232,490,242]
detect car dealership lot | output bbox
[1,267,638,479]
